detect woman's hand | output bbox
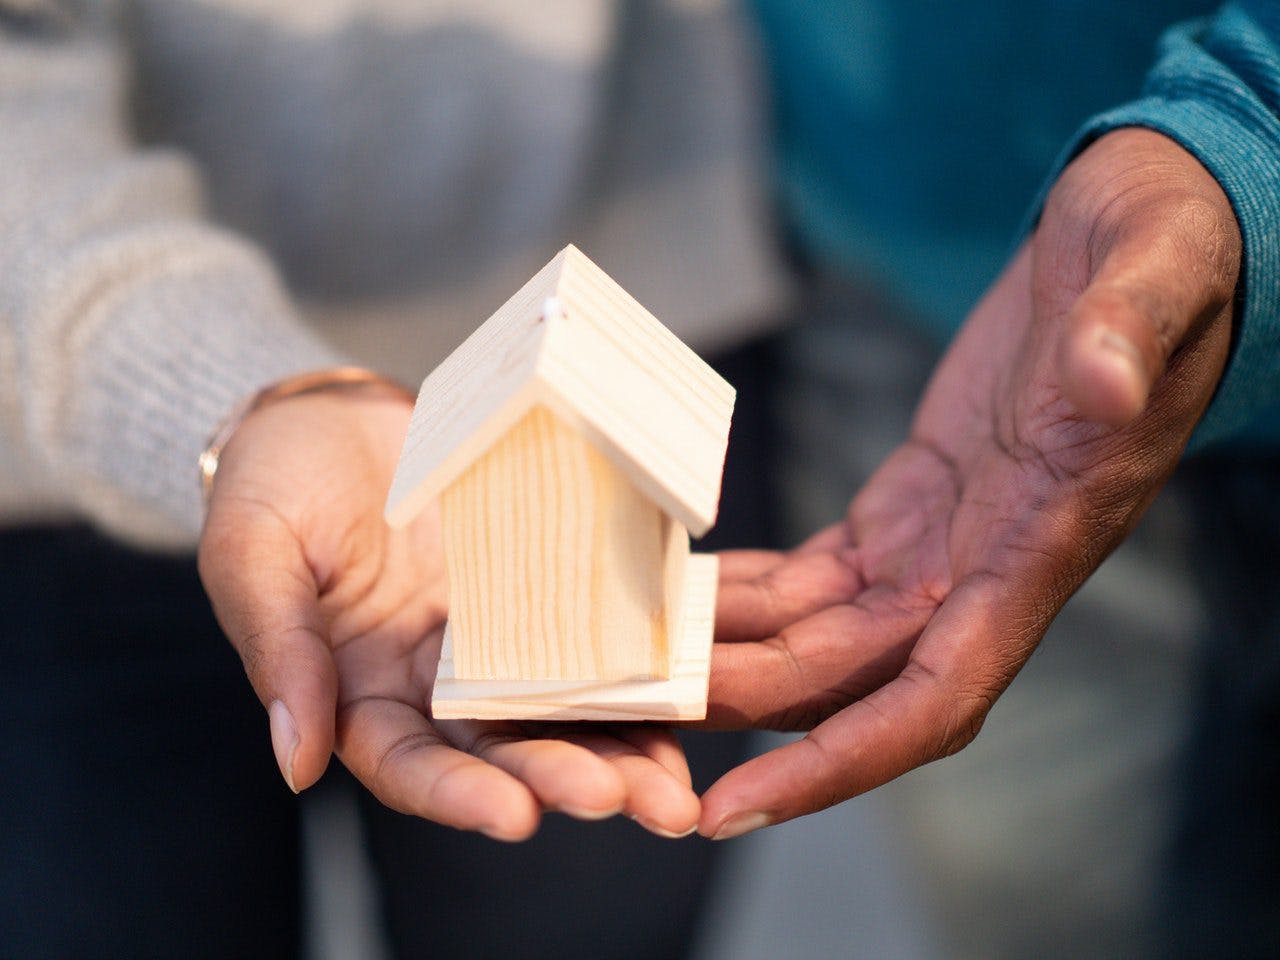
[198,390,700,841]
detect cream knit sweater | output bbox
[0,0,785,547]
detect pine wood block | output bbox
[440,405,687,682]
[430,554,717,721]
[385,244,733,721]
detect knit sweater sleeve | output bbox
[0,6,345,545]
[1034,1,1280,450]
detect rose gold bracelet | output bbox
[198,366,416,504]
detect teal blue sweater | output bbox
[753,1,1280,450]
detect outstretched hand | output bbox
[198,390,699,841]
[699,128,1241,840]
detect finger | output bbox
[699,572,1020,839]
[717,549,787,582]
[436,720,626,821]
[793,522,853,555]
[1057,204,1238,427]
[559,731,701,839]
[702,585,931,730]
[715,549,865,643]
[609,726,693,788]
[717,520,854,579]
[337,696,540,841]
[198,507,338,793]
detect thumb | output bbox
[198,505,338,793]
[1055,204,1238,427]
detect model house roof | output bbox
[385,245,735,537]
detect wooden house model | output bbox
[385,245,734,720]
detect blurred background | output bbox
[2,1,1269,957]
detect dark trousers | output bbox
[1163,454,1280,959]
[0,341,777,959]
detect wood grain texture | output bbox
[385,244,734,537]
[537,246,734,536]
[386,245,731,720]
[440,405,687,682]
[431,553,717,721]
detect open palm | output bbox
[199,390,699,841]
[699,129,1240,839]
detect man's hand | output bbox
[198,390,700,841]
[699,129,1241,839]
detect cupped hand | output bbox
[198,390,699,841]
[699,128,1241,839]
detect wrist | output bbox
[199,367,414,504]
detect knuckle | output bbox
[373,730,440,792]
[235,632,270,683]
[764,695,842,733]
[921,697,989,765]
[1166,196,1241,299]
[233,622,323,688]
[468,731,517,758]
[798,734,849,811]
[902,659,998,763]
[751,568,791,621]
[940,691,993,757]
[1165,195,1222,238]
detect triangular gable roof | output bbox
[385,245,735,537]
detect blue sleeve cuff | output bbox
[1026,7,1280,452]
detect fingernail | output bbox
[268,699,299,794]
[559,804,623,822]
[710,811,771,841]
[1097,330,1143,374]
[631,815,698,840]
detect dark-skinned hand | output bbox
[699,128,1241,840]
